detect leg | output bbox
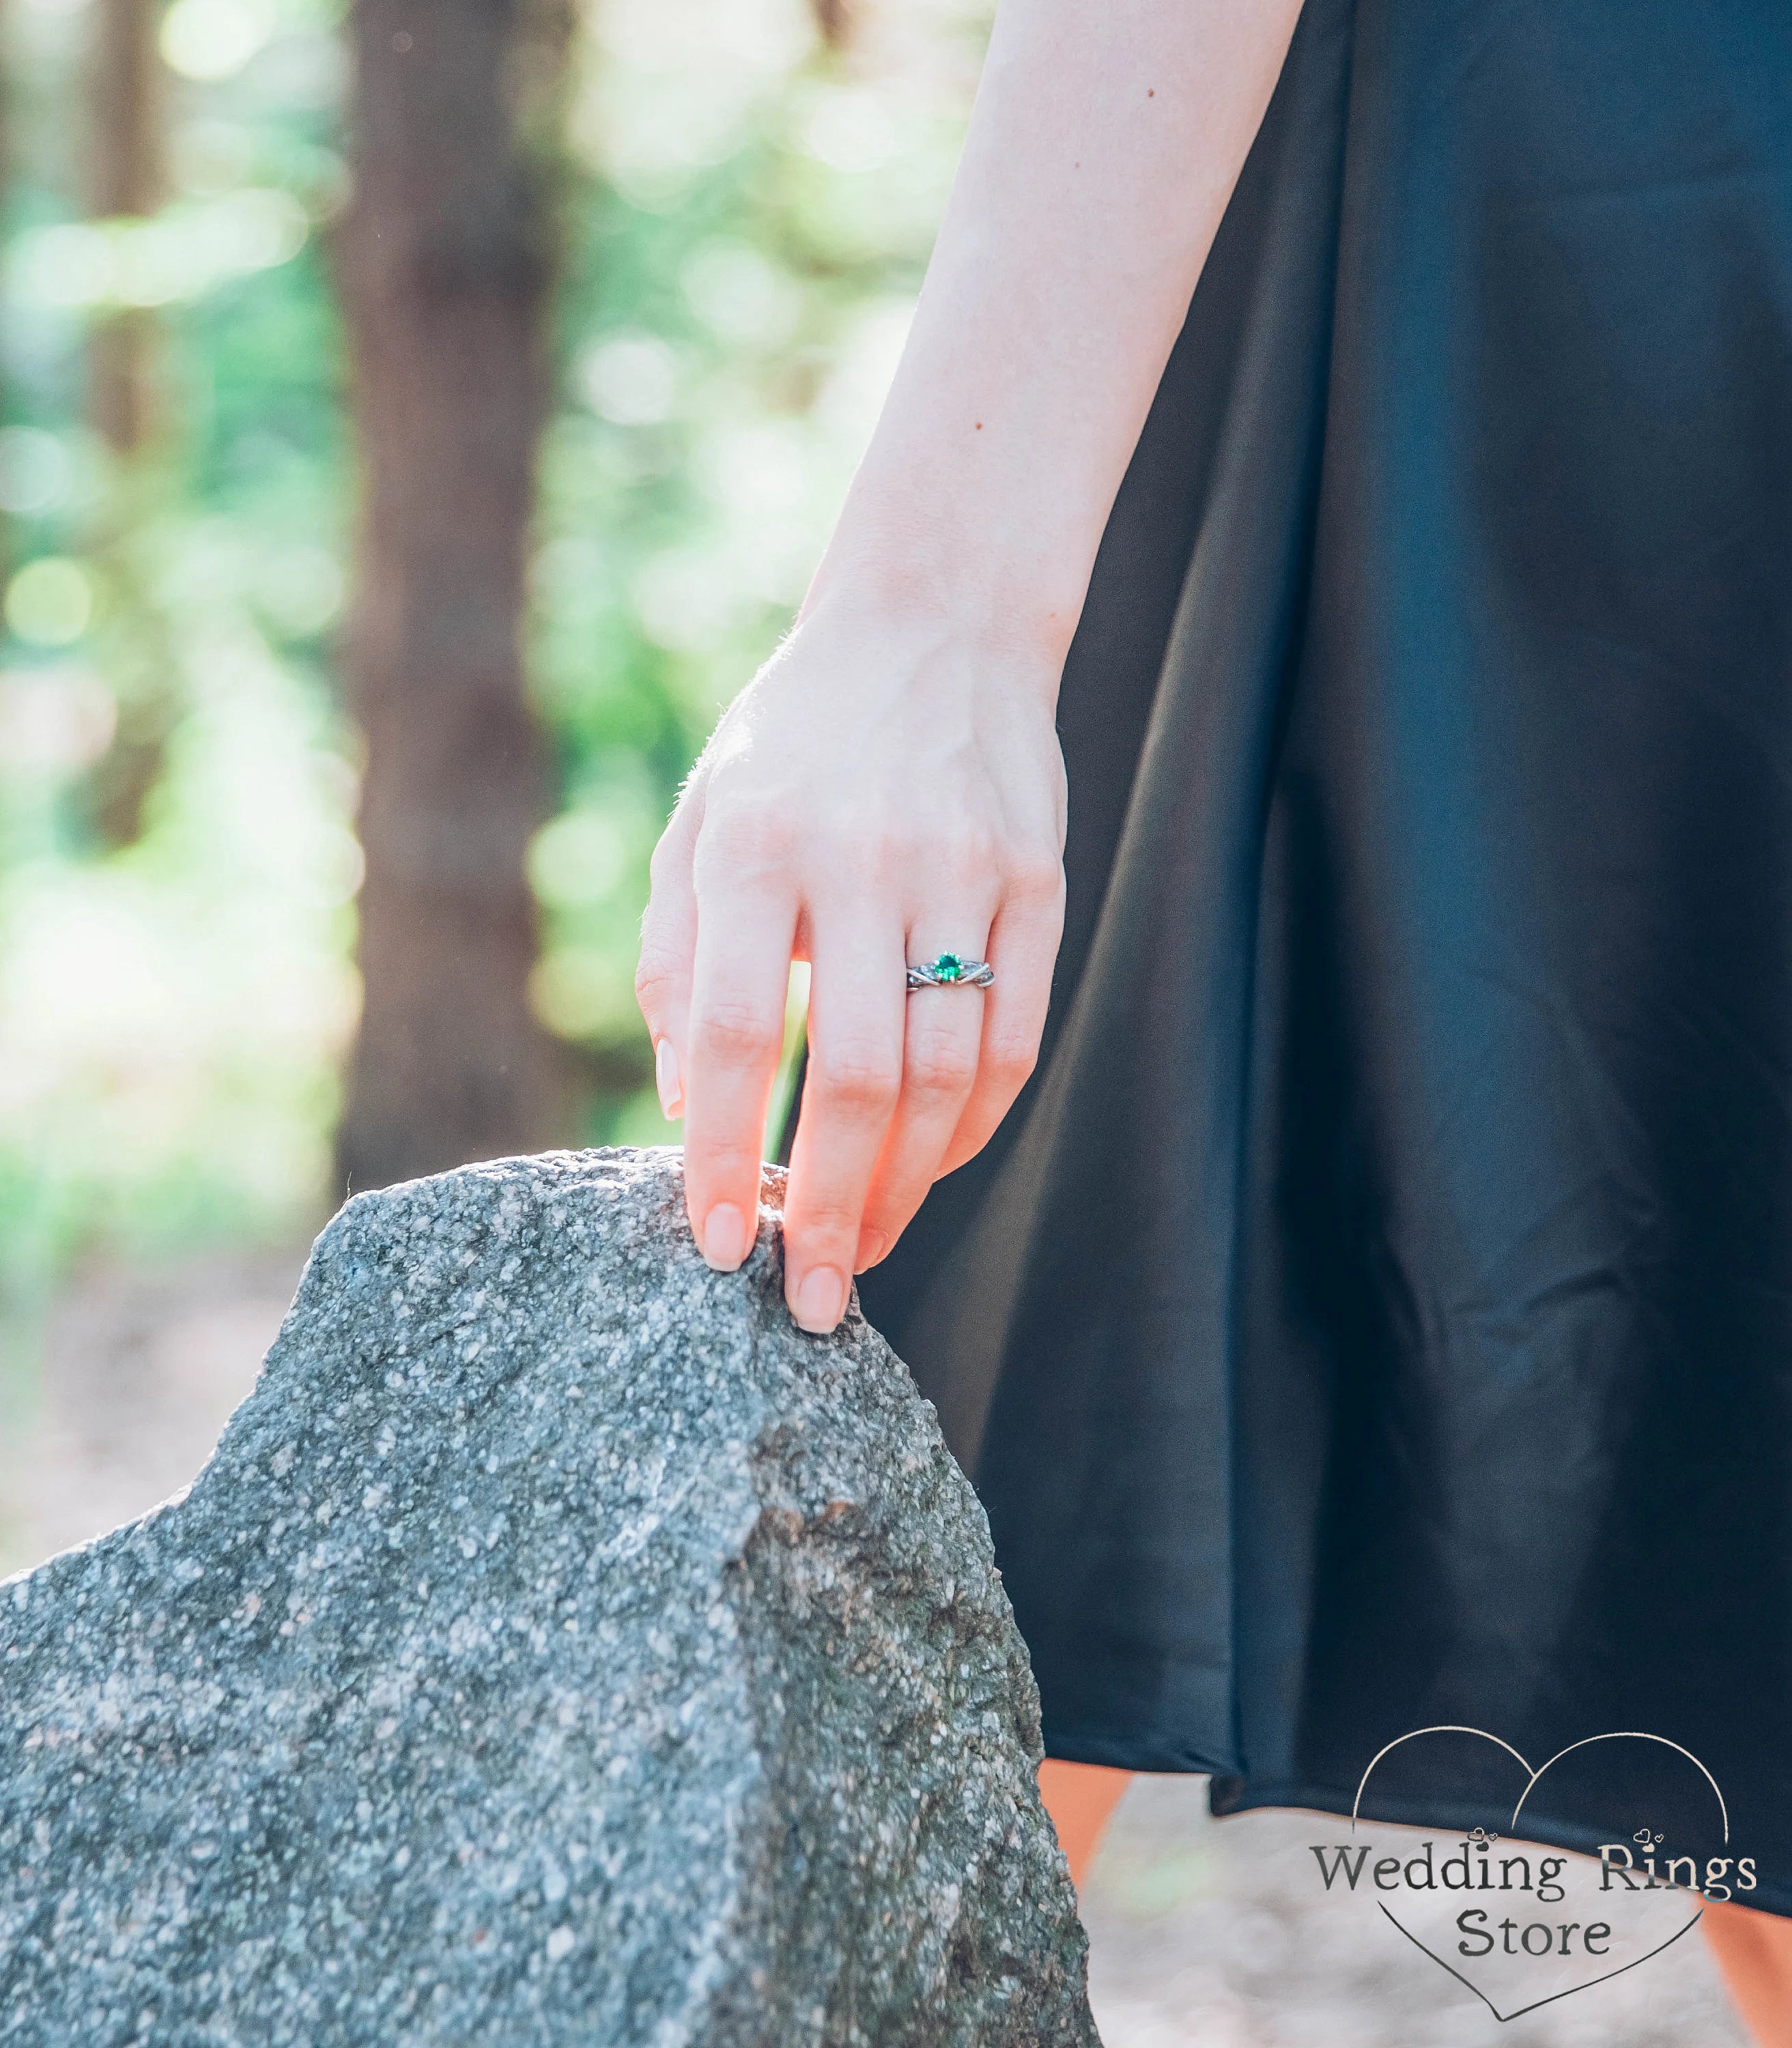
[1703,1897,1792,2047]
[1037,1759,1133,1890]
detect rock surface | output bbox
[0,1148,1096,2047]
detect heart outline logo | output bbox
[1349,1726,1729,2023]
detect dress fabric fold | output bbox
[855,0,1792,1908]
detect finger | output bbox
[854,919,994,1271]
[937,872,1064,1177]
[782,911,907,1332]
[681,867,797,1274]
[635,798,702,1119]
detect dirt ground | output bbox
[1,1247,1753,2047]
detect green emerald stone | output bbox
[933,953,963,982]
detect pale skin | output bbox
[636,0,1792,2027]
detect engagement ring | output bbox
[906,952,995,991]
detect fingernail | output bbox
[793,1266,847,1333]
[654,1038,683,1118]
[702,1202,750,1271]
[854,1230,888,1274]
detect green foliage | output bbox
[0,0,990,1353]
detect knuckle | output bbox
[819,813,908,886]
[787,1201,862,1247]
[634,950,682,1011]
[647,797,701,878]
[691,1141,763,1186]
[1006,849,1066,907]
[903,1033,979,1098]
[699,797,795,877]
[692,997,783,1066]
[982,1030,1040,1088]
[646,827,680,883]
[810,1042,902,1112]
[856,1197,898,1241]
[920,823,998,892]
[646,842,683,896]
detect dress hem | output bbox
[1040,1733,1792,1920]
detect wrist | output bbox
[799,522,1088,683]
[795,563,1077,712]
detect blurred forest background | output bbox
[0,0,991,1405]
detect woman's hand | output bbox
[636,589,1067,1334]
[636,0,1307,1331]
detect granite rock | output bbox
[0,1148,1097,2047]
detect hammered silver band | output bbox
[906,953,995,992]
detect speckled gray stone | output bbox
[0,1148,1096,2047]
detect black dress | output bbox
[851,0,1792,1911]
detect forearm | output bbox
[803,0,1305,670]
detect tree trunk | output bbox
[89,0,160,451]
[811,0,852,49]
[334,0,568,1193]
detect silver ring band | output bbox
[907,952,995,991]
